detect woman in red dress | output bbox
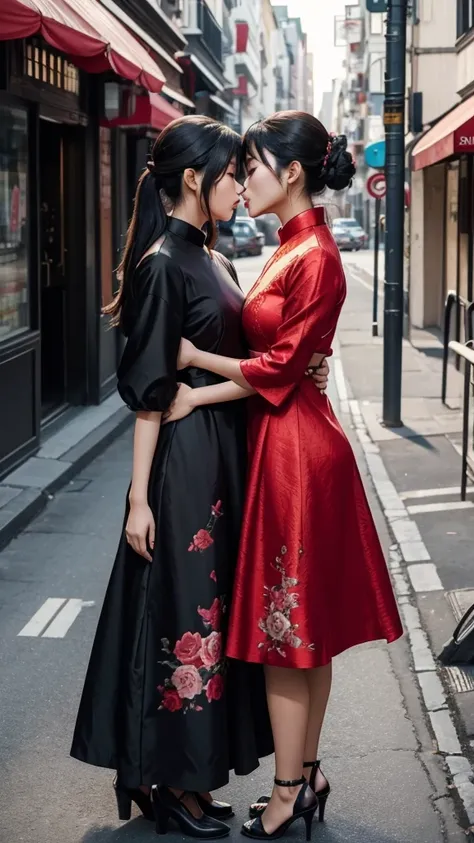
[166,112,403,840]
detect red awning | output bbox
[235,22,249,53]
[412,95,474,171]
[0,0,165,93]
[102,92,183,131]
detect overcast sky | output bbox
[273,0,348,113]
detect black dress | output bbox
[70,217,273,793]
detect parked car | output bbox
[214,223,236,259]
[333,223,356,252]
[255,214,280,246]
[232,218,263,257]
[333,217,368,250]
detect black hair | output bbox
[242,110,355,194]
[105,115,241,327]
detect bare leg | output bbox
[303,662,332,791]
[258,665,310,834]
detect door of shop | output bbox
[39,117,86,419]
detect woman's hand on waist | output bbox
[305,355,329,394]
[163,383,196,424]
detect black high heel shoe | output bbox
[113,775,154,821]
[241,777,318,840]
[195,793,234,820]
[151,785,230,838]
[248,760,330,822]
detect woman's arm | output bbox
[126,411,162,562]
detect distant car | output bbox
[332,224,355,252]
[215,224,236,259]
[333,217,368,250]
[256,231,265,250]
[232,218,263,257]
[255,214,280,246]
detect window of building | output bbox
[457,0,474,38]
[0,106,29,342]
[24,40,80,95]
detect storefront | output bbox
[409,95,474,332]
[0,0,167,478]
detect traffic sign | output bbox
[365,140,385,170]
[367,173,386,199]
[366,0,388,11]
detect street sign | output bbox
[366,0,388,10]
[365,140,386,169]
[367,173,386,199]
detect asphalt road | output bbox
[0,249,466,843]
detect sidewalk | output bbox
[338,252,474,832]
[0,393,132,552]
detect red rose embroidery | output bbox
[210,570,217,582]
[198,597,222,631]
[188,529,214,553]
[174,631,203,667]
[206,674,224,702]
[161,689,183,712]
[212,500,223,516]
[201,631,222,668]
[171,665,203,700]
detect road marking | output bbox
[345,265,384,297]
[18,598,67,637]
[400,486,474,501]
[407,500,474,515]
[18,598,95,638]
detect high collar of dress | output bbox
[279,207,326,246]
[167,216,206,248]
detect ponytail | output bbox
[103,169,166,328]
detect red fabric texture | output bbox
[227,207,403,668]
[0,0,165,92]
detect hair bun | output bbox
[324,135,355,191]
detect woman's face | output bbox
[242,148,287,218]
[207,158,244,222]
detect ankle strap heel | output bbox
[274,776,306,788]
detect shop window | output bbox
[0,106,29,342]
[457,0,474,38]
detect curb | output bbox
[333,337,474,833]
[0,403,132,553]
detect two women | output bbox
[166,112,403,840]
[70,114,328,839]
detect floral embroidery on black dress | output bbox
[157,595,227,713]
[258,546,315,658]
[188,500,223,552]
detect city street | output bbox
[0,248,468,843]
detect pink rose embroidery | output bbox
[174,632,203,667]
[206,674,224,702]
[198,597,222,631]
[187,500,224,553]
[201,631,222,668]
[265,611,291,641]
[189,529,214,553]
[258,546,314,656]
[171,665,203,699]
[210,570,217,582]
[161,689,183,712]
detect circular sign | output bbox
[367,173,386,199]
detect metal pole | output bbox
[382,0,407,427]
[373,196,381,337]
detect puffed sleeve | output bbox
[117,258,185,412]
[240,249,345,408]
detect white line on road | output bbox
[18,598,67,637]
[400,486,474,501]
[345,266,384,297]
[18,598,95,638]
[407,500,474,515]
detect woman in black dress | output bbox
[70,116,328,838]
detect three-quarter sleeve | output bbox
[117,258,185,412]
[240,249,344,408]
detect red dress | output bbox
[226,207,403,668]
